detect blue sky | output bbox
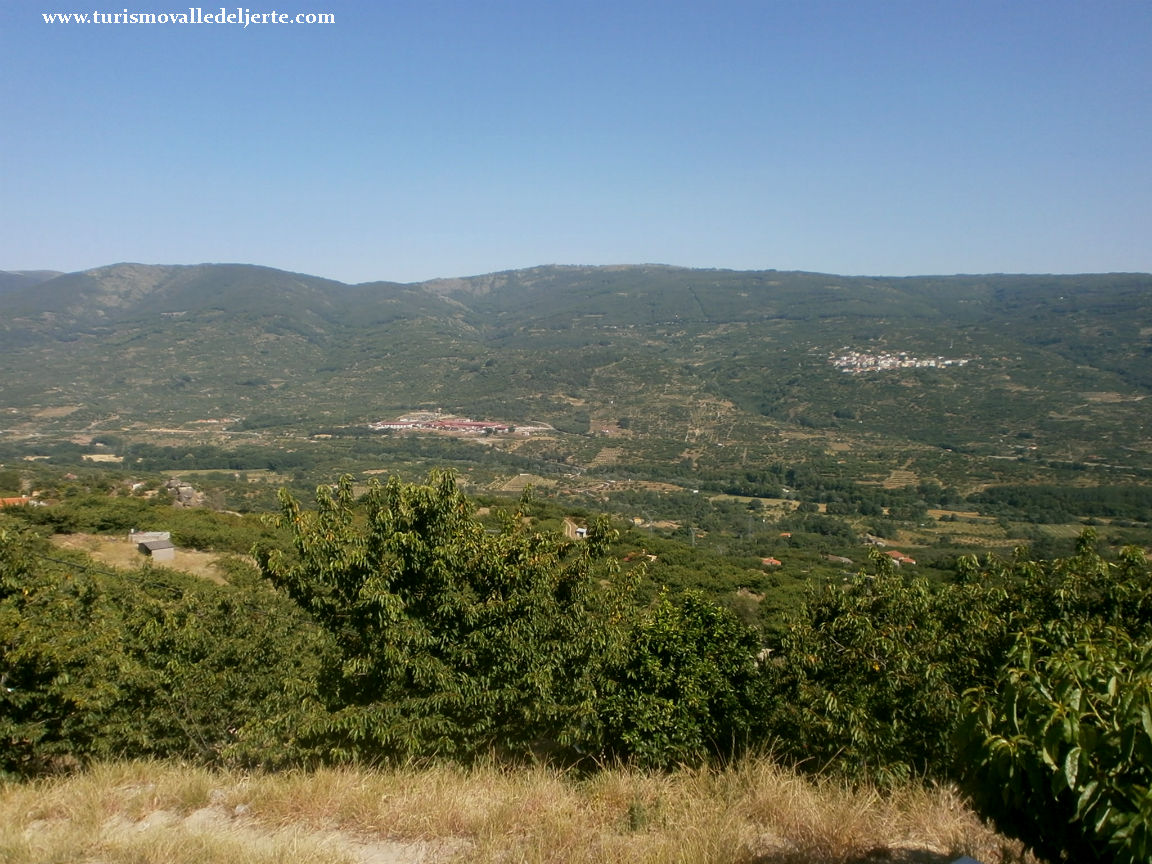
[2,0,1150,283]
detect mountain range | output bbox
[2,262,1150,484]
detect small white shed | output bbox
[130,530,176,562]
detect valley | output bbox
[2,262,1150,616]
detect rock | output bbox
[165,477,206,508]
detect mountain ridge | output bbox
[1,262,1150,478]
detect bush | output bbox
[0,523,324,775]
[597,590,766,768]
[959,628,1152,864]
[763,551,1011,782]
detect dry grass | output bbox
[32,405,83,418]
[498,474,556,493]
[0,759,1035,864]
[50,532,231,583]
[0,762,356,863]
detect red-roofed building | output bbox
[884,550,917,566]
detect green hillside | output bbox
[1,263,1150,536]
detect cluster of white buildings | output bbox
[368,415,549,435]
[369,417,512,433]
[830,349,971,374]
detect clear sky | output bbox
[2,0,1150,283]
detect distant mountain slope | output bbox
[0,262,1149,471]
[0,269,63,292]
[1,263,348,327]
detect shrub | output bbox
[959,628,1152,864]
[763,552,1011,782]
[597,589,766,768]
[0,524,323,775]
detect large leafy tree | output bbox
[256,471,625,761]
[0,526,148,774]
[959,627,1152,864]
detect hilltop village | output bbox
[830,348,972,373]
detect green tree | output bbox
[764,551,1011,782]
[255,471,624,762]
[0,527,152,774]
[598,589,766,768]
[0,523,323,775]
[956,536,1152,863]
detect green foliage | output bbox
[0,523,323,776]
[1,527,137,773]
[10,490,287,554]
[598,590,766,768]
[764,551,1012,782]
[162,507,289,554]
[959,628,1152,864]
[0,470,22,496]
[256,471,624,762]
[1014,532,1152,642]
[0,525,35,599]
[3,474,781,775]
[255,471,775,768]
[6,265,1152,493]
[7,448,1152,864]
[763,531,1152,796]
[15,494,163,534]
[114,571,327,766]
[971,484,1152,524]
[949,534,1152,862]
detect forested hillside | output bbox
[2,264,1149,471]
[1,263,1149,568]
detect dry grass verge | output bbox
[1,759,1035,864]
